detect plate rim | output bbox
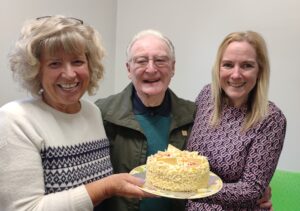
[130,164,223,199]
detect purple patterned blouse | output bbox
[186,84,286,211]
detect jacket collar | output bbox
[132,86,171,117]
[100,83,195,131]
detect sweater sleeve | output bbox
[0,106,93,211]
[199,104,287,208]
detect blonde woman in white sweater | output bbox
[0,15,148,211]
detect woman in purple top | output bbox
[186,31,286,210]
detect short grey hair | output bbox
[126,29,175,61]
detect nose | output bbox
[62,64,76,78]
[231,66,242,78]
[145,59,157,72]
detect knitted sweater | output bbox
[0,98,113,211]
[186,85,286,210]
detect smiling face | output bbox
[220,41,259,107]
[126,35,175,106]
[39,48,90,113]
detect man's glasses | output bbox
[36,16,83,24]
[131,56,171,68]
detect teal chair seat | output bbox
[270,169,300,211]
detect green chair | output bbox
[270,169,300,211]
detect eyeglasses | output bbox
[36,16,83,24]
[131,56,171,68]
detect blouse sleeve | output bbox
[195,84,211,107]
[198,104,287,208]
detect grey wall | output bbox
[0,0,299,171]
[114,0,300,171]
[0,0,117,104]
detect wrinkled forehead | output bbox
[130,35,171,58]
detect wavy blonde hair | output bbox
[9,15,105,96]
[211,31,270,130]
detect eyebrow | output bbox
[221,59,257,63]
[133,55,170,59]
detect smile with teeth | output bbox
[228,82,246,88]
[58,82,79,90]
[144,79,160,83]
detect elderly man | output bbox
[96,29,193,211]
[95,29,272,211]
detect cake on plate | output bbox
[145,145,210,192]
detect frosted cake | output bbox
[145,145,210,192]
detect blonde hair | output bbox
[9,15,105,96]
[211,31,270,130]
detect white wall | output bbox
[0,0,299,171]
[115,0,300,171]
[0,0,117,104]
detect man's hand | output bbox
[257,186,273,210]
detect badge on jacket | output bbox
[181,130,188,136]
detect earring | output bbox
[38,88,44,95]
